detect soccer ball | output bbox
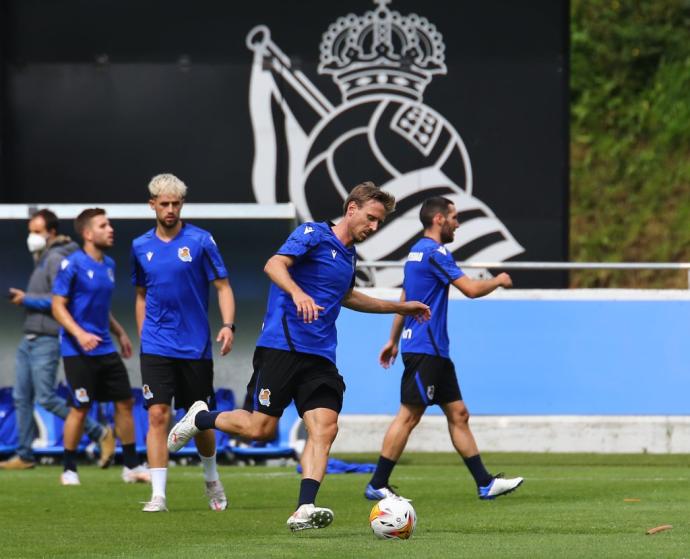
[369,497,417,540]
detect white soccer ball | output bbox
[369,496,417,540]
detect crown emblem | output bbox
[319,0,446,101]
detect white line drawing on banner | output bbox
[246,0,523,286]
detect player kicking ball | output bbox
[168,182,430,531]
[364,196,523,502]
[52,209,149,486]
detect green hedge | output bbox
[571,0,690,287]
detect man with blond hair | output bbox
[52,208,149,486]
[168,182,431,531]
[130,173,237,512]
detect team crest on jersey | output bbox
[178,246,193,262]
[61,258,70,270]
[75,387,90,404]
[427,385,435,401]
[146,251,154,262]
[107,268,115,283]
[259,388,271,407]
[87,270,94,279]
[331,249,337,259]
[142,384,154,400]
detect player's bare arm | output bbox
[452,272,512,299]
[342,289,430,322]
[379,289,407,369]
[51,294,102,352]
[264,254,324,323]
[214,278,236,356]
[134,286,146,337]
[109,313,133,359]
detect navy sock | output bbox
[463,454,493,487]
[122,443,139,469]
[194,410,221,431]
[297,478,321,507]
[64,449,78,472]
[369,456,397,489]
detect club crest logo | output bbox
[87,270,94,279]
[146,251,154,262]
[75,387,90,404]
[178,246,192,262]
[259,388,271,407]
[426,385,435,401]
[246,0,523,286]
[107,268,115,283]
[142,384,154,400]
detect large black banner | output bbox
[2,0,568,286]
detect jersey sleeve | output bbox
[275,223,321,260]
[52,257,77,297]
[428,248,464,285]
[130,245,145,287]
[201,234,228,281]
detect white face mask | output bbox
[27,232,47,253]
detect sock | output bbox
[200,453,219,483]
[463,454,493,487]
[121,443,139,469]
[63,449,78,472]
[369,456,397,489]
[194,411,221,431]
[150,468,167,498]
[297,478,320,507]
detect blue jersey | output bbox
[256,222,356,363]
[400,237,464,358]
[52,250,117,357]
[130,223,228,360]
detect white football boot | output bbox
[142,495,168,512]
[478,474,524,500]
[205,479,228,511]
[286,504,334,532]
[60,470,81,486]
[122,465,152,484]
[167,400,208,452]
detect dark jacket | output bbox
[22,236,79,336]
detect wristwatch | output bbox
[222,323,236,333]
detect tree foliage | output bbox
[570,0,690,287]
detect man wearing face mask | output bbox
[0,209,115,470]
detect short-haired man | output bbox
[0,210,115,471]
[131,173,236,512]
[168,182,431,531]
[52,209,149,486]
[364,196,523,501]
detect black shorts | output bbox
[242,347,346,418]
[401,353,462,407]
[140,353,216,411]
[63,352,133,408]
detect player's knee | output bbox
[455,408,470,425]
[115,398,134,412]
[311,420,338,443]
[148,408,170,430]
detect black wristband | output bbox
[222,323,236,333]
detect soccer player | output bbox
[52,208,149,486]
[131,174,236,513]
[364,196,523,501]
[167,182,431,531]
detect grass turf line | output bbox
[0,452,688,558]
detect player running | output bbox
[364,196,523,501]
[167,182,430,531]
[52,208,149,486]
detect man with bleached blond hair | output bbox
[130,173,237,512]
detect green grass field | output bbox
[1,453,688,558]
